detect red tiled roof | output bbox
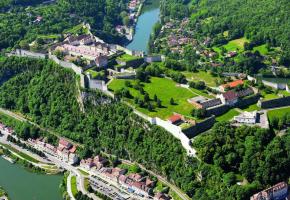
[59,138,71,148]
[69,145,77,153]
[168,114,182,123]
[128,173,142,181]
[222,80,243,89]
[223,90,238,101]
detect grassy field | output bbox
[189,87,215,98]
[0,143,40,163]
[64,23,89,34]
[86,69,105,79]
[182,70,220,87]
[260,91,279,100]
[38,34,60,40]
[240,103,261,112]
[109,77,196,119]
[253,44,268,55]
[216,109,240,122]
[71,176,78,196]
[267,107,290,122]
[223,37,249,52]
[117,54,140,62]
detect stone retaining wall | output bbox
[258,96,290,109]
[183,116,215,139]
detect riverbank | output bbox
[0,142,60,175]
[0,187,8,200]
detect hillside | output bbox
[0,56,289,199]
[159,0,290,66]
[0,0,129,50]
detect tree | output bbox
[154,94,158,102]
[157,99,162,108]
[170,98,175,105]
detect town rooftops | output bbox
[155,192,171,200]
[221,80,244,90]
[250,182,288,200]
[59,138,72,149]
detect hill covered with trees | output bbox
[0,0,129,50]
[160,0,290,66]
[0,56,289,199]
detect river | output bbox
[0,157,62,200]
[126,0,160,53]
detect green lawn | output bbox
[253,44,268,55]
[0,143,40,163]
[260,91,279,100]
[64,23,89,34]
[182,70,220,87]
[267,107,290,122]
[279,90,290,97]
[117,54,140,62]
[216,109,240,122]
[189,87,215,98]
[108,77,197,119]
[223,37,249,52]
[241,103,261,112]
[86,69,105,79]
[71,176,78,196]
[38,34,60,40]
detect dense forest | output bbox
[0,56,289,199]
[0,0,128,50]
[160,0,290,66]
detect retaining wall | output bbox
[48,54,83,75]
[206,104,230,117]
[133,110,196,156]
[15,49,47,59]
[144,55,165,63]
[258,96,290,109]
[183,116,215,139]
[237,94,260,108]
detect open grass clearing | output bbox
[117,54,140,62]
[253,44,268,55]
[223,37,249,52]
[260,91,280,100]
[216,109,240,122]
[108,77,197,119]
[189,87,215,98]
[182,70,220,87]
[240,103,261,112]
[267,107,290,122]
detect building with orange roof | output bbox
[219,80,244,92]
[167,114,183,125]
